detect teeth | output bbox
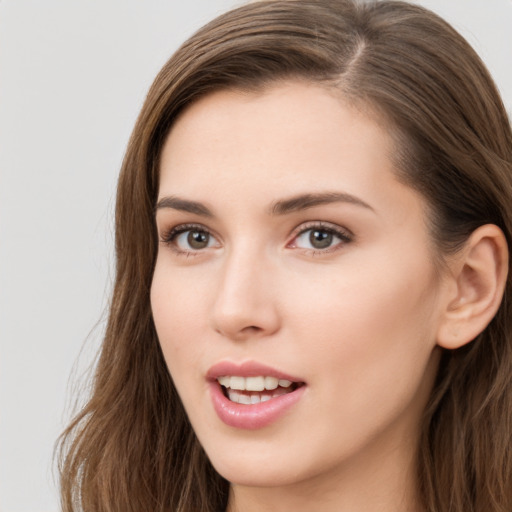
[218,376,230,387]
[265,376,278,390]
[246,376,265,391]
[220,376,299,404]
[227,389,240,403]
[226,388,290,404]
[230,376,245,390]
[238,394,252,405]
[217,375,294,391]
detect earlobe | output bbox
[437,224,509,350]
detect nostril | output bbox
[244,326,263,332]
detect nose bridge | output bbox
[212,241,279,340]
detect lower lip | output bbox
[209,381,306,430]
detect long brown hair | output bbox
[58,1,512,510]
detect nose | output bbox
[211,248,281,342]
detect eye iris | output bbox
[187,230,209,249]
[309,230,332,249]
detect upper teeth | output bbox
[217,376,292,391]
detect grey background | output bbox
[1,1,511,510]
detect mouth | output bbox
[207,361,306,428]
[217,375,304,404]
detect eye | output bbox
[298,229,336,249]
[161,224,220,253]
[176,230,214,250]
[289,223,352,252]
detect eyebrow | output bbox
[154,191,375,217]
[155,196,213,217]
[270,192,375,215]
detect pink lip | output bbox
[207,360,306,430]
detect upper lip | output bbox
[206,360,304,383]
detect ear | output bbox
[437,224,509,349]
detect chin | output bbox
[196,427,335,490]
[211,457,307,488]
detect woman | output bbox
[58,1,512,511]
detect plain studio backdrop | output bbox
[0,1,511,511]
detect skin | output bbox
[151,82,452,512]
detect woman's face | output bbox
[151,82,446,492]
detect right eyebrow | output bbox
[154,196,213,217]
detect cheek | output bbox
[270,258,440,467]
[286,251,440,401]
[150,263,210,379]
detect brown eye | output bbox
[309,230,333,249]
[187,230,210,249]
[291,224,352,253]
[168,227,218,252]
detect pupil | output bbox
[188,231,209,249]
[310,230,332,249]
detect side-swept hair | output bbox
[59,1,512,510]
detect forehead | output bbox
[159,82,396,196]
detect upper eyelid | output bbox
[290,220,353,238]
[159,223,221,256]
[160,222,214,239]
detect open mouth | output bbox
[217,375,304,404]
[209,367,307,428]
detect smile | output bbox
[217,376,299,404]
[208,362,306,429]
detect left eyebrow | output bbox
[269,192,375,215]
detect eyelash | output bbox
[159,221,353,257]
[160,223,216,257]
[287,221,353,255]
